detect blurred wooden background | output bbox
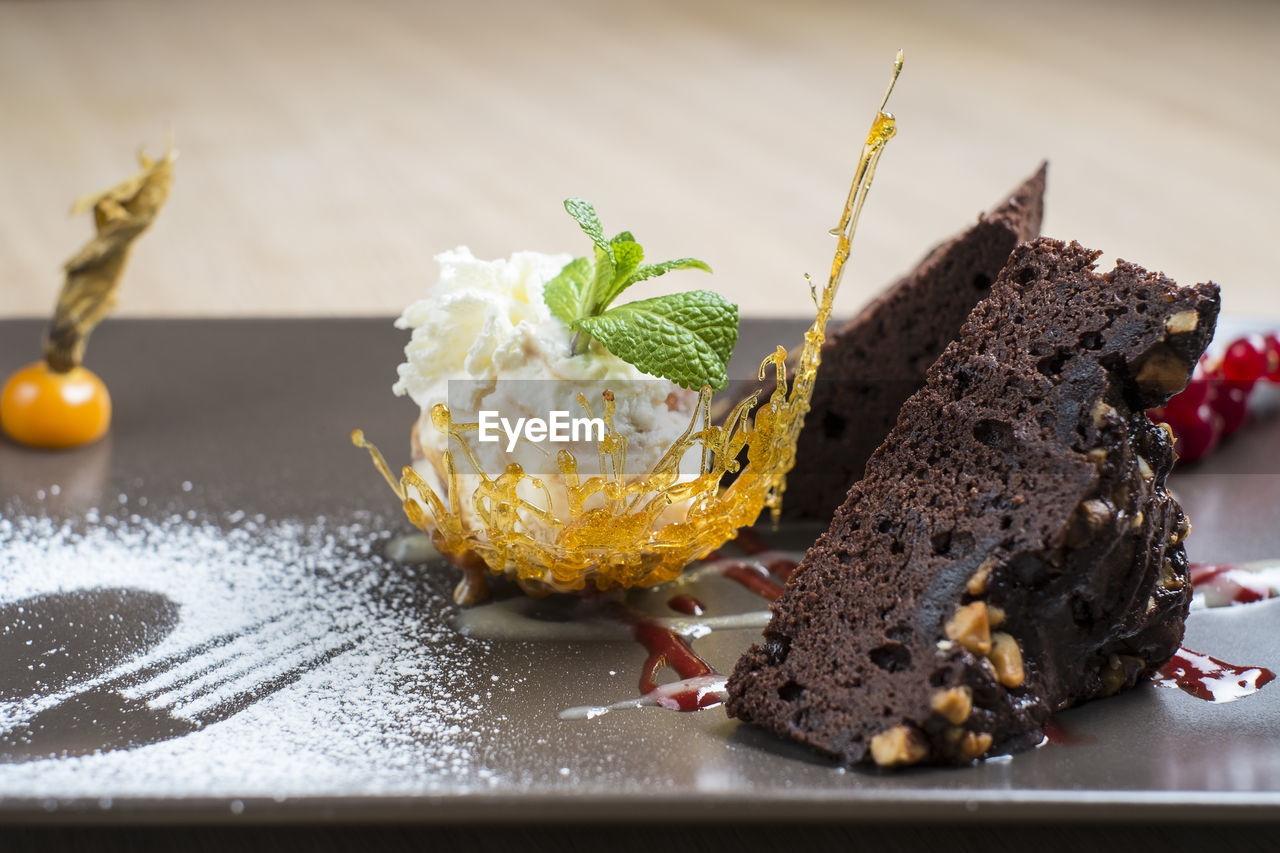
[1,0,1276,321]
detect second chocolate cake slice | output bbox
[782,163,1046,520]
[727,237,1219,766]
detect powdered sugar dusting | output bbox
[0,507,510,797]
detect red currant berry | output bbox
[1263,333,1280,382]
[1164,377,1213,421]
[1215,382,1250,436]
[1222,336,1267,385]
[1171,404,1222,463]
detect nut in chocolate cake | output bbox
[727,237,1220,767]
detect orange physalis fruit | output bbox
[1,360,112,450]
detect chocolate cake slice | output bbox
[781,163,1046,520]
[727,238,1219,766]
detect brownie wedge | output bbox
[727,238,1220,766]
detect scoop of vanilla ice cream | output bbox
[393,247,701,536]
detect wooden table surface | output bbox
[1,0,1277,323]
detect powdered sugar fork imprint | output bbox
[0,590,358,764]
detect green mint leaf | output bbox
[589,245,616,311]
[543,256,593,327]
[629,257,712,286]
[564,198,611,256]
[597,239,644,308]
[555,198,729,369]
[572,290,738,391]
[596,255,713,316]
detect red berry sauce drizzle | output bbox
[557,528,799,720]
[1148,331,1280,463]
[1041,718,1097,746]
[717,563,786,601]
[1189,561,1280,606]
[687,528,796,603]
[666,594,706,616]
[1153,649,1276,703]
[602,601,724,712]
[724,527,800,582]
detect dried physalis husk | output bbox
[44,146,176,373]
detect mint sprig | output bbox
[544,198,736,391]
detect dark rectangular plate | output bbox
[1,318,1279,825]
